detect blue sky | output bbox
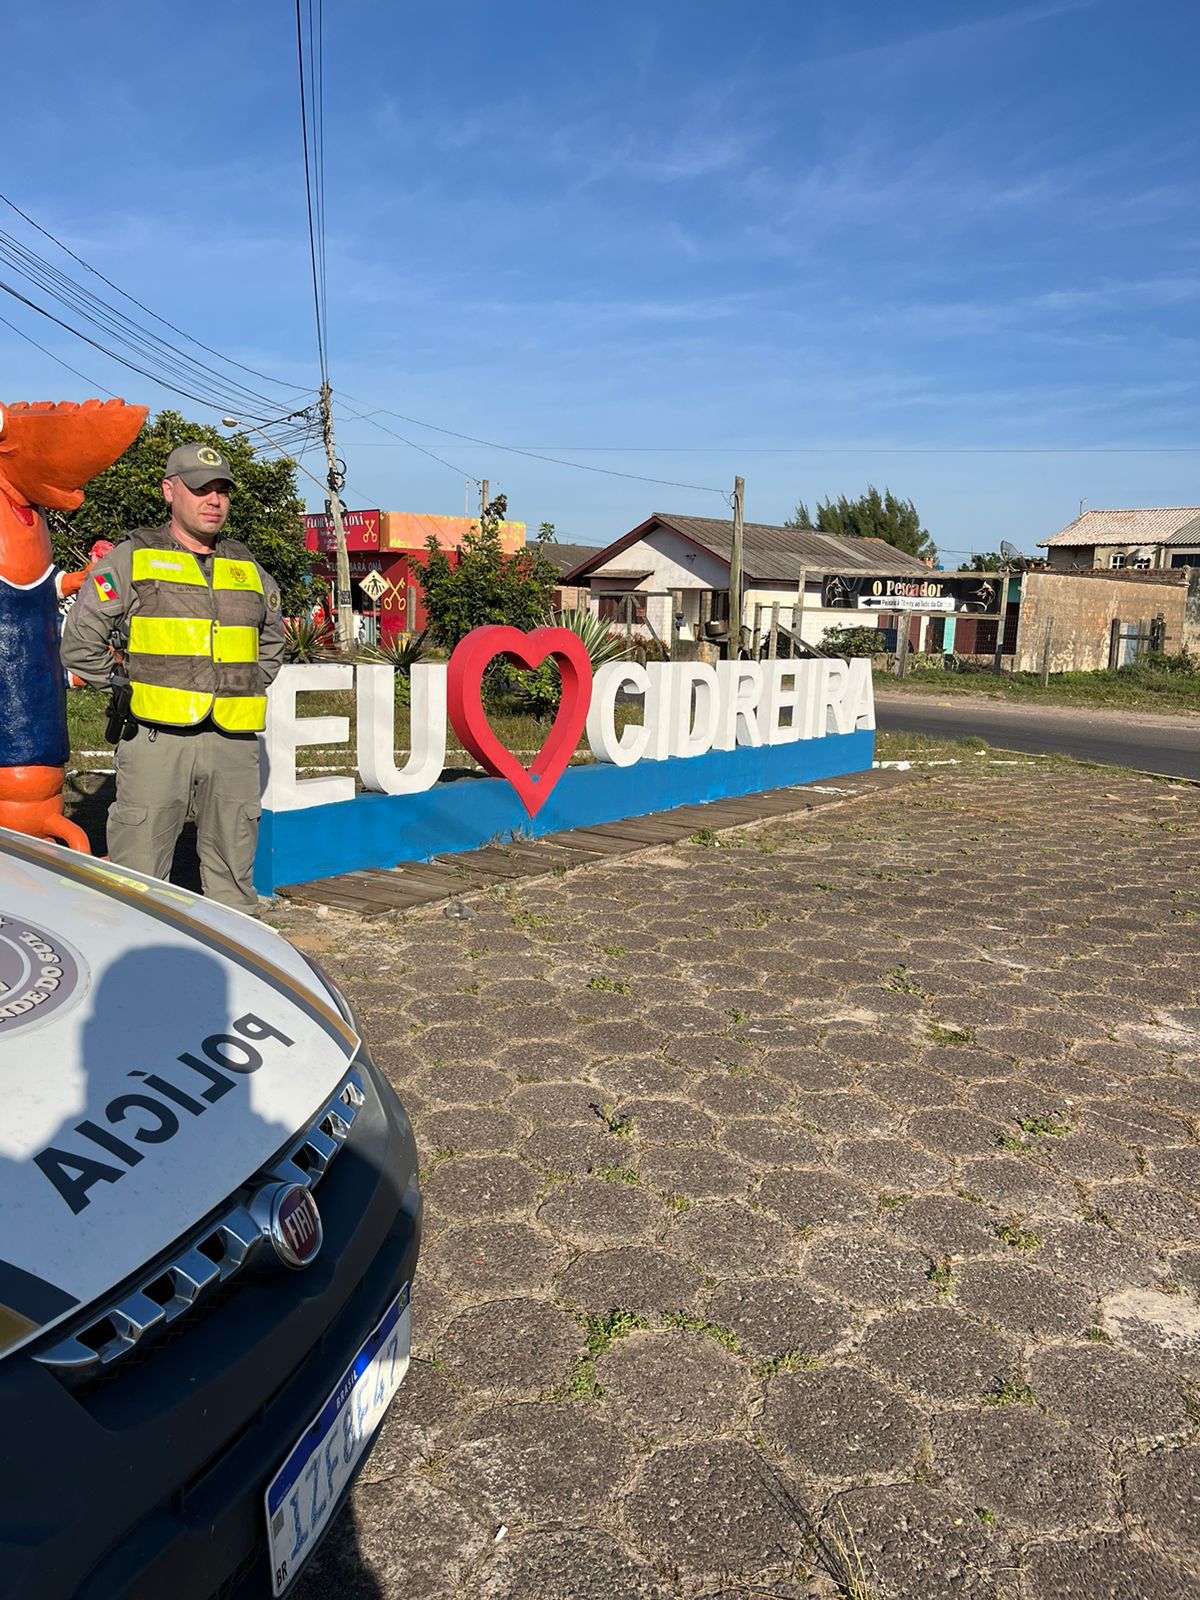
[4,0,1198,561]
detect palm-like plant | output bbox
[544,607,634,670]
[282,615,336,663]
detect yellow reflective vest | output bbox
[125,532,273,732]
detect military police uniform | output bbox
[61,444,285,914]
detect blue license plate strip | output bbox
[265,1281,411,1595]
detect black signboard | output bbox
[821,573,1000,615]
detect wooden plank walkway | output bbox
[275,769,909,917]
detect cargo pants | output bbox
[107,724,262,915]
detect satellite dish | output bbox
[999,540,1023,562]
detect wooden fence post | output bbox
[768,602,780,660]
[896,622,910,678]
[1108,617,1121,670]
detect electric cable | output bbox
[294,0,329,386]
[0,189,315,403]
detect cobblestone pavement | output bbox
[283,763,1200,1600]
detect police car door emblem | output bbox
[254,1182,323,1269]
[0,916,89,1038]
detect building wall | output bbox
[1013,570,1197,672]
[590,526,730,591]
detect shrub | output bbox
[283,616,335,663]
[819,623,888,656]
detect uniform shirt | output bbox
[61,523,286,695]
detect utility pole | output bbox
[480,479,490,520]
[726,475,744,658]
[319,380,354,653]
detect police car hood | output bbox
[0,830,360,1357]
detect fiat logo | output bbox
[257,1183,323,1269]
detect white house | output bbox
[1038,508,1200,572]
[562,512,935,648]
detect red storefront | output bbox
[303,509,526,641]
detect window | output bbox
[1132,557,1152,570]
[1170,552,1200,568]
[1109,553,1126,568]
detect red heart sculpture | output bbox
[446,626,594,818]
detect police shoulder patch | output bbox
[93,571,119,603]
[267,589,280,612]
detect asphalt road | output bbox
[875,691,1199,780]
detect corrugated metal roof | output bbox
[649,513,932,579]
[1039,508,1200,548]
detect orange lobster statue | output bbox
[0,398,147,850]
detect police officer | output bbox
[61,442,285,914]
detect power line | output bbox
[0,190,312,402]
[336,400,482,485]
[0,309,117,395]
[336,439,1200,456]
[294,0,329,385]
[337,392,728,493]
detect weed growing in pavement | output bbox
[592,1103,637,1138]
[599,944,630,958]
[927,1022,976,1047]
[995,1220,1043,1251]
[594,1165,639,1185]
[511,905,552,933]
[690,827,720,847]
[927,1260,954,1294]
[884,966,930,999]
[821,1502,876,1600]
[983,1380,1037,1407]
[1085,1326,1112,1342]
[877,1194,911,1213]
[756,1350,821,1379]
[663,1193,692,1212]
[1017,1115,1070,1138]
[976,1509,997,1526]
[995,1132,1036,1156]
[417,1145,460,1184]
[555,1308,648,1402]
[588,975,631,994]
[660,1311,743,1353]
[458,981,481,995]
[726,1007,749,1024]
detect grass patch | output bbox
[995,1219,1043,1251]
[927,1022,976,1047]
[689,826,720,848]
[599,944,630,958]
[660,1311,743,1353]
[555,1308,647,1402]
[875,657,1200,716]
[756,1350,821,1379]
[878,1193,911,1212]
[594,1165,639,1185]
[1017,1115,1070,1138]
[995,1132,1036,1156]
[983,1379,1037,1407]
[588,975,630,994]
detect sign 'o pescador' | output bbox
[254,625,876,893]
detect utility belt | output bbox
[105,687,255,745]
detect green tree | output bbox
[785,485,936,563]
[967,551,1003,571]
[412,494,560,650]
[51,409,312,615]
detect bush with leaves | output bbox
[818,624,889,656]
[412,495,559,650]
[51,408,312,615]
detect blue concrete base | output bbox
[255,731,875,893]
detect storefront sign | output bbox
[303,510,382,553]
[822,573,999,614]
[254,627,876,891]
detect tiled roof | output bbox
[563,513,932,584]
[542,542,605,575]
[1039,508,1200,548]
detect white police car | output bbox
[0,825,421,1598]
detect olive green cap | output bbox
[163,442,234,488]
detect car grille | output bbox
[34,1072,366,1385]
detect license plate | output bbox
[265,1283,411,1596]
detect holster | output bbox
[105,678,137,745]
